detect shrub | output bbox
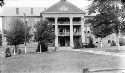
[36,42,48,52]
[5,47,11,53]
[5,48,11,57]
[119,38,125,46]
[12,48,18,53]
[88,36,95,48]
[74,40,82,49]
[111,40,116,46]
[18,49,22,54]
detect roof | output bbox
[42,0,86,14]
[0,7,45,16]
[0,0,98,16]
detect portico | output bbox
[42,0,86,48]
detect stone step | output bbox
[59,47,73,50]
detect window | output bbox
[87,31,89,33]
[16,8,19,15]
[31,8,33,15]
[38,18,41,21]
[26,18,28,23]
[34,18,38,23]
[60,6,68,11]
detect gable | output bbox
[42,0,85,13]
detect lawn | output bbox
[1,50,124,73]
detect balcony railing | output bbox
[73,21,81,24]
[59,32,70,36]
[59,32,81,36]
[58,21,70,24]
[73,32,81,35]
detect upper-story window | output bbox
[60,6,68,11]
[31,8,33,15]
[26,18,28,23]
[16,8,19,15]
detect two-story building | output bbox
[0,0,117,48]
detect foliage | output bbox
[5,48,11,57]
[34,19,55,43]
[34,19,55,52]
[88,0,125,50]
[3,18,32,49]
[5,47,11,53]
[90,12,120,38]
[88,0,124,14]
[88,36,96,48]
[74,39,82,49]
[36,42,48,52]
[18,49,22,54]
[119,37,125,46]
[111,40,116,46]
[87,0,125,37]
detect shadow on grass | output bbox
[27,51,51,54]
[90,68,125,72]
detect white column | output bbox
[70,17,74,47]
[81,17,85,44]
[2,17,7,50]
[55,17,58,48]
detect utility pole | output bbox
[23,13,27,53]
[0,1,5,73]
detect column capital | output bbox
[81,17,85,21]
[69,17,73,19]
[54,17,58,19]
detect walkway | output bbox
[57,46,125,57]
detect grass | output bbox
[1,43,125,73]
[1,50,124,73]
[80,46,125,53]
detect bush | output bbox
[88,36,96,48]
[74,40,82,49]
[5,48,11,57]
[119,38,125,46]
[18,49,22,54]
[6,47,11,53]
[12,48,18,53]
[111,40,116,46]
[36,42,48,52]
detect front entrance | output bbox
[59,36,70,46]
[60,37,65,46]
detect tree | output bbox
[88,0,125,14]
[34,18,55,52]
[87,0,125,50]
[4,18,32,54]
[0,0,5,7]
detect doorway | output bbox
[60,37,65,46]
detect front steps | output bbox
[58,46,73,50]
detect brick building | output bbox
[0,0,117,48]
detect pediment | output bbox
[42,0,85,13]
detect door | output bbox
[60,37,65,46]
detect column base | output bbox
[55,46,59,51]
[70,45,74,49]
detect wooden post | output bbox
[83,68,89,73]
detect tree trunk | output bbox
[40,41,41,53]
[116,33,120,51]
[14,45,18,55]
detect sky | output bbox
[4,0,92,7]
[0,0,92,31]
